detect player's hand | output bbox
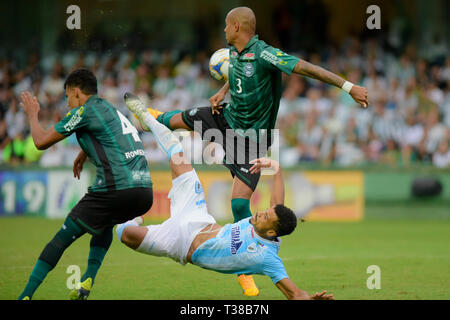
[310,290,335,300]
[73,150,87,180]
[209,91,226,114]
[20,91,41,118]
[349,85,369,108]
[249,158,280,175]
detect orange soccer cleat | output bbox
[237,274,260,297]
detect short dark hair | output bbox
[64,68,98,95]
[273,204,297,237]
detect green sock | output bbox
[231,198,252,223]
[80,246,108,285]
[157,110,182,130]
[18,216,84,300]
[18,259,53,300]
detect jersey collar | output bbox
[252,226,282,249]
[85,94,99,104]
[231,35,259,55]
[243,35,259,51]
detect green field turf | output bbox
[1,206,449,300]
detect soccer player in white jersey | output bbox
[116,97,334,300]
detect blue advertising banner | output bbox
[0,171,47,216]
[0,170,90,218]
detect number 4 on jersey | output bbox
[117,110,142,142]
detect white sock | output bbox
[141,112,184,160]
[116,219,139,242]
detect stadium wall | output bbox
[1,166,449,220]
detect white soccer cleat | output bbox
[124,92,151,131]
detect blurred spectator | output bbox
[297,110,323,162]
[424,109,447,154]
[160,76,192,111]
[5,97,26,140]
[432,139,450,168]
[100,74,120,106]
[41,62,65,105]
[0,34,448,169]
[153,65,174,99]
[0,119,10,164]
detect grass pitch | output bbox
[1,205,449,300]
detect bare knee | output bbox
[170,113,190,130]
[121,226,147,250]
[231,177,253,199]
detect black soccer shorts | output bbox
[69,187,153,235]
[181,105,271,191]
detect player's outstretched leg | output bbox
[116,216,146,250]
[124,93,184,159]
[124,92,187,132]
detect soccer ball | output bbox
[209,48,230,81]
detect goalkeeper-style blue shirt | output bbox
[191,217,288,284]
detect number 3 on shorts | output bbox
[236,78,242,94]
[117,110,142,142]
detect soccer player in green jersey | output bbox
[126,7,368,296]
[17,69,153,300]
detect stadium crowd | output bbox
[0,38,449,168]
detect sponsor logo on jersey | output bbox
[232,51,238,57]
[189,108,198,116]
[244,63,254,77]
[63,106,84,132]
[230,226,243,254]
[125,149,145,159]
[243,53,255,60]
[260,50,280,66]
[195,199,206,206]
[247,242,257,253]
[131,170,151,181]
[195,181,204,194]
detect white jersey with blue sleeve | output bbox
[191,217,289,284]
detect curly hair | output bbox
[273,204,298,237]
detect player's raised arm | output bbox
[20,91,66,150]
[249,158,284,206]
[293,59,369,108]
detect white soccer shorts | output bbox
[136,169,216,265]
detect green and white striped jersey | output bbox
[54,95,152,192]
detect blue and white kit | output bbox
[136,169,289,283]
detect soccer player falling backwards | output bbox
[126,6,369,296]
[17,69,153,300]
[117,100,334,300]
